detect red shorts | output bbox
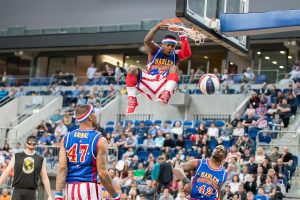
[66,182,102,200]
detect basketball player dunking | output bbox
[173,145,227,200]
[125,21,191,114]
[55,105,120,200]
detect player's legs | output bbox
[126,67,139,114]
[11,188,37,200]
[157,65,180,104]
[66,182,102,200]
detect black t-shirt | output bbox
[12,151,44,190]
[163,139,175,148]
[281,152,293,163]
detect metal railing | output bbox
[100,90,118,108]
[193,114,231,122]
[117,114,154,121]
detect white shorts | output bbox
[66,182,102,200]
[137,70,168,101]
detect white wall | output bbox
[0,98,19,127]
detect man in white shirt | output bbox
[289,66,300,81]
[86,63,97,84]
[54,120,68,141]
[244,67,255,82]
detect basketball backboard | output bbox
[176,0,250,56]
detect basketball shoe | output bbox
[126,96,138,114]
[157,90,171,105]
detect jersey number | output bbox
[67,144,89,162]
[198,185,213,196]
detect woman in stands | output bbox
[255,147,267,165]
[197,122,207,135]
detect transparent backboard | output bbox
[176,0,249,56]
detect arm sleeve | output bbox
[177,36,192,61]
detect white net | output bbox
[163,18,207,45]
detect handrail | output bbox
[0,95,14,107]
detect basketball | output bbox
[198,74,220,95]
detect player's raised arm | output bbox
[55,138,67,200]
[173,159,199,195]
[97,137,120,200]
[177,35,192,60]
[144,22,164,54]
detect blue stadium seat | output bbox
[134,120,141,127]
[185,139,192,149]
[137,151,149,162]
[249,127,260,139]
[165,120,173,126]
[194,89,202,95]
[205,120,212,128]
[283,88,290,94]
[194,120,202,128]
[144,120,153,127]
[292,155,298,168]
[209,139,218,151]
[137,137,144,145]
[120,120,126,127]
[185,128,197,138]
[215,120,225,127]
[152,150,162,159]
[183,120,193,128]
[255,74,267,84]
[188,89,194,94]
[154,120,162,126]
[222,140,231,149]
[105,127,114,134]
[189,151,199,158]
[233,74,244,83]
[258,132,271,144]
[64,90,73,96]
[106,121,115,127]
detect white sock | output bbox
[165,80,177,92]
[126,87,136,96]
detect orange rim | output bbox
[162,18,182,24]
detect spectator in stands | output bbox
[229,175,241,193]
[245,104,256,118]
[175,192,188,200]
[77,94,86,105]
[262,175,276,200]
[222,185,233,200]
[124,131,137,150]
[258,82,270,96]
[287,93,297,115]
[38,132,51,145]
[247,156,258,174]
[256,166,267,187]
[114,121,124,136]
[114,133,126,149]
[50,109,62,123]
[233,122,244,140]
[267,169,278,185]
[115,62,124,85]
[180,84,189,94]
[142,180,155,200]
[293,81,300,104]
[271,114,284,131]
[289,65,300,82]
[254,114,268,130]
[148,123,158,136]
[0,188,10,200]
[242,113,256,133]
[255,187,268,200]
[154,130,165,149]
[250,92,260,108]
[276,91,284,104]
[170,121,183,138]
[269,146,281,165]
[160,121,171,134]
[197,122,207,135]
[158,158,173,193]
[159,188,174,200]
[255,147,267,165]
[62,111,72,127]
[274,158,288,186]
[136,121,148,138]
[0,72,6,86]
[280,147,293,164]
[266,103,277,118]
[11,143,23,154]
[207,121,219,139]
[134,162,146,181]
[232,113,243,128]
[125,121,134,135]
[255,102,267,116]
[277,99,291,127]
[194,67,205,80]
[143,134,155,150]
[87,62,97,84]
[54,120,67,141]
[241,148,251,165]
[221,123,233,141]
[244,67,256,83]
[235,184,247,200]
[239,165,251,183]
[162,133,175,152]
[175,135,185,150]
[279,73,293,84]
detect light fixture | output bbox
[265,56,270,60]
[279,65,284,69]
[229,62,234,65]
[288,56,293,59]
[257,51,261,55]
[204,56,208,59]
[136,60,140,63]
[125,56,130,59]
[280,51,285,54]
[272,61,277,64]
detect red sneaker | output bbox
[126,96,138,114]
[157,90,171,105]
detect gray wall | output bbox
[0,0,175,29]
[249,0,300,12]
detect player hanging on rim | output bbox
[173,145,227,200]
[125,20,192,114]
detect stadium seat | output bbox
[233,74,244,83]
[255,74,267,84]
[258,132,271,144]
[222,140,231,149]
[188,89,194,94]
[144,120,153,127]
[183,120,193,128]
[185,139,192,149]
[194,89,202,95]
[209,139,218,151]
[292,156,298,169]
[134,120,141,127]
[189,151,199,158]
[165,120,173,126]
[64,90,73,96]
[106,121,115,127]
[249,127,260,139]
[205,120,212,128]
[152,150,162,159]
[105,127,114,134]
[194,120,202,128]
[137,150,149,162]
[185,128,197,138]
[154,120,162,126]
[137,137,144,145]
[215,120,225,127]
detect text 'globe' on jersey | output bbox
[198,74,220,95]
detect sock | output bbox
[165,73,179,92]
[126,74,138,97]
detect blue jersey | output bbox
[190,159,227,200]
[64,129,101,183]
[147,47,179,75]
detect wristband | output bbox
[113,193,121,200]
[55,192,63,200]
[182,177,191,185]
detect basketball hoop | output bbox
[162,18,207,45]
